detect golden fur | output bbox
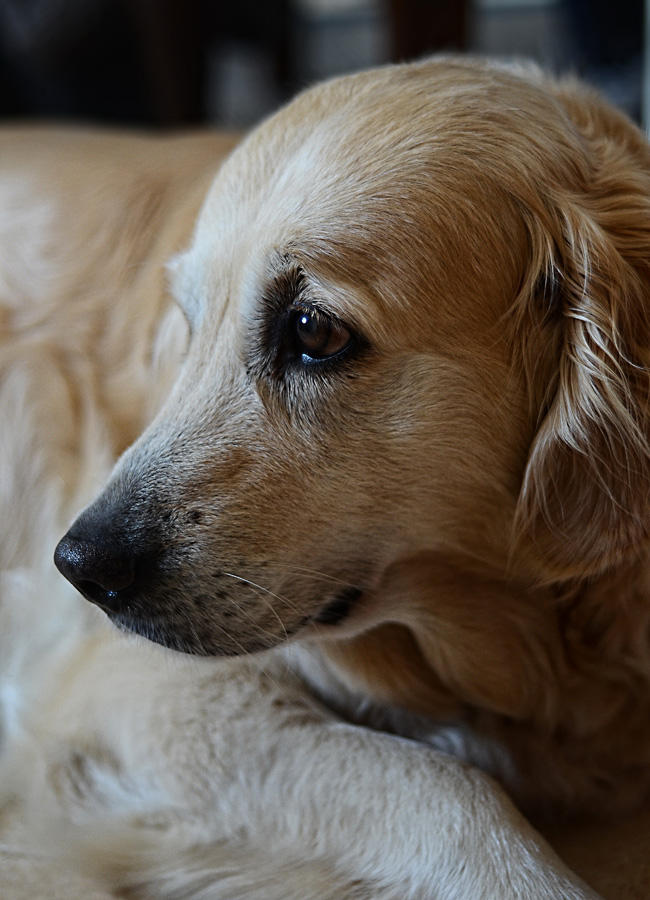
[2,57,650,898]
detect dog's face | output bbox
[55,59,650,657]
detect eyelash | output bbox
[249,269,367,386]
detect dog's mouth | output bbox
[313,587,363,625]
[54,524,370,656]
[104,583,364,657]
[54,533,366,656]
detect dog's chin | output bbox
[101,586,365,657]
[106,609,285,656]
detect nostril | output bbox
[77,580,125,614]
[54,534,136,604]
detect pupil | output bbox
[297,312,328,352]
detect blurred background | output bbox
[0,0,645,130]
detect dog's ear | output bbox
[514,179,650,579]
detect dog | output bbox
[2,54,649,898]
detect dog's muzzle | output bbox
[53,482,365,656]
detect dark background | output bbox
[0,0,644,129]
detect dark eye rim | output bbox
[255,302,368,383]
[248,266,370,384]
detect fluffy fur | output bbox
[2,57,650,898]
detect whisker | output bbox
[248,587,289,644]
[222,572,316,676]
[204,596,294,691]
[203,614,260,658]
[223,572,305,617]
[221,571,310,683]
[223,577,291,645]
[179,607,206,655]
[265,563,361,590]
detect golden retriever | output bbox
[1,55,648,898]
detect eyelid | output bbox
[290,301,346,330]
[290,303,351,339]
[250,266,369,382]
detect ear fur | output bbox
[514,153,650,579]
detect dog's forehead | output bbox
[197,99,397,257]
[176,94,417,336]
[177,61,560,344]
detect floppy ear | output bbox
[515,186,650,579]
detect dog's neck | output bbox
[287,550,650,816]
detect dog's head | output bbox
[54,59,650,658]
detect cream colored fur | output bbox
[2,57,650,897]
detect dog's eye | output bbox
[292,308,352,363]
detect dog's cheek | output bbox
[94,352,512,649]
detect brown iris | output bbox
[294,308,352,361]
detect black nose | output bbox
[54,534,136,613]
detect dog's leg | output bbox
[1,645,601,900]
[106,659,599,900]
[214,685,603,900]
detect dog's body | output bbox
[2,57,650,898]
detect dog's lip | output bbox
[75,570,365,655]
[313,586,363,626]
